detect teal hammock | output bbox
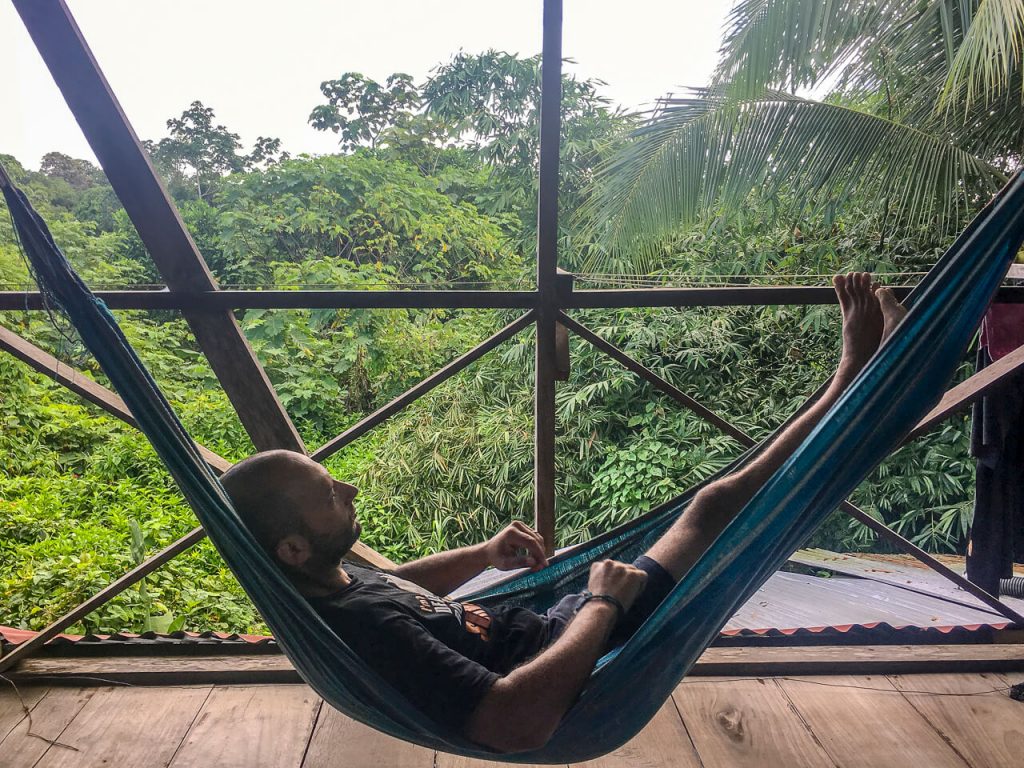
[3,170,1023,763]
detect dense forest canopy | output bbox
[2,1,1022,635]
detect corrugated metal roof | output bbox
[723,571,1014,635]
[2,550,1019,648]
[790,548,1024,615]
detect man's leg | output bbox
[646,273,907,581]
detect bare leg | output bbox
[646,272,899,581]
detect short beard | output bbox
[273,520,360,590]
[303,519,360,572]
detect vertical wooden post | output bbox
[534,0,563,555]
[554,270,574,381]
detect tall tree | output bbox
[310,52,629,248]
[39,152,104,191]
[147,101,288,201]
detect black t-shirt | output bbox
[307,565,550,731]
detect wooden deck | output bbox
[2,665,1023,767]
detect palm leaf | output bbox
[578,89,1002,272]
[715,0,916,96]
[941,0,1024,109]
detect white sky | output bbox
[1,1,733,169]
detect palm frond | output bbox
[941,0,1024,110]
[714,0,910,96]
[578,89,1002,272]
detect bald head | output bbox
[219,450,361,582]
[220,449,315,554]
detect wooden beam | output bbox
[905,342,1024,441]
[12,0,304,453]
[532,0,563,557]
[554,322,570,380]
[310,312,536,462]
[554,269,573,381]
[0,290,539,311]
[7,645,1024,687]
[561,313,1024,625]
[535,312,558,556]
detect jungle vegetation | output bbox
[2,1,1022,634]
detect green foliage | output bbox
[310,72,421,150]
[215,153,520,285]
[311,52,631,249]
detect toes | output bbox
[851,272,869,305]
[857,271,872,298]
[834,274,850,309]
[878,286,903,312]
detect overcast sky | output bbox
[2,1,734,169]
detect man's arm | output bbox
[392,521,548,596]
[391,543,490,596]
[464,559,647,753]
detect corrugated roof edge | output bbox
[2,620,1010,651]
[0,625,276,647]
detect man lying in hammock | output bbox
[221,272,906,753]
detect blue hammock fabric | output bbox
[3,170,1023,763]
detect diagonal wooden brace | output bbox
[310,312,536,462]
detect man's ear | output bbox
[275,534,310,568]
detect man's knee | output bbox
[689,476,746,520]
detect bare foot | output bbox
[875,286,908,343]
[834,272,883,374]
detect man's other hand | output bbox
[586,560,647,614]
[485,521,549,572]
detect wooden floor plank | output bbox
[33,685,211,768]
[437,755,561,768]
[302,706,434,768]
[0,687,94,767]
[887,673,1024,767]
[571,698,702,768]
[0,684,47,744]
[673,677,835,768]
[778,675,969,768]
[170,684,319,768]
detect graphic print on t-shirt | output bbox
[378,571,493,641]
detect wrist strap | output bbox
[575,590,625,622]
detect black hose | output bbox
[999,576,1024,599]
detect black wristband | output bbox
[574,590,626,623]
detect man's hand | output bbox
[484,521,549,572]
[465,557,648,752]
[586,560,647,614]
